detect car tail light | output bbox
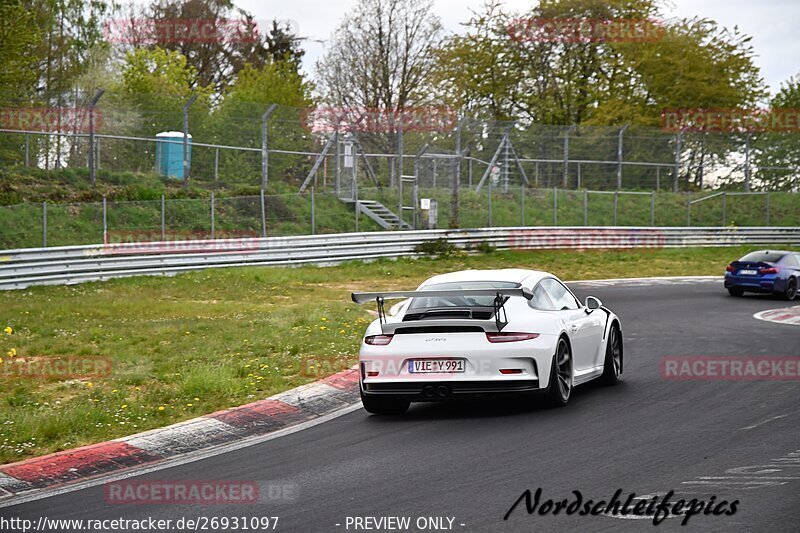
[726,264,736,272]
[759,267,778,274]
[366,371,380,377]
[486,332,539,343]
[364,334,393,345]
[499,368,523,374]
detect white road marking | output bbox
[740,412,796,431]
[753,305,800,326]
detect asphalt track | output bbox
[2,279,799,533]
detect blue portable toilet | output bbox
[156,131,192,179]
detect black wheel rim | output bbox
[610,327,621,377]
[556,340,572,400]
[789,280,797,300]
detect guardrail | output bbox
[1,226,799,290]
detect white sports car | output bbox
[351,269,623,414]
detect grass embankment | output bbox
[2,168,799,250]
[1,245,794,464]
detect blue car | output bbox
[724,250,800,300]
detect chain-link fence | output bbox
[2,92,800,194]
[2,189,798,250]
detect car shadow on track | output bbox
[364,380,631,422]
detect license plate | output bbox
[739,269,757,275]
[408,359,465,373]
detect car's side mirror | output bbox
[585,296,602,313]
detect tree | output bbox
[119,0,306,97]
[210,61,314,183]
[432,0,766,189]
[0,0,41,101]
[316,0,443,112]
[752,74,800,191]
[264,19,305,70]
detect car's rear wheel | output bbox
[546,337,572,407]
[728,287,744,297]
[600,324,622,385]
[783,278,797,301]
[360,391,409,415]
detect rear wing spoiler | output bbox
[351,288,533,332]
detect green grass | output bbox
[1,245,797,464]
[360,187,800,229]
[2,168,799,250]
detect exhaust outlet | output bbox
[423,385,436,398]
[437,385,450,397]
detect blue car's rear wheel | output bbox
[783,278,797,301]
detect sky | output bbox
[228,0,799,96]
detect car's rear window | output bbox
[408,281,520,310]
[739,251,787,263]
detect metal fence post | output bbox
[722,192,727,226]
[260,190,267,238]
[451,118,462,228]
[102,196,107,244]
[210,191,215,239]
[687,197,691,226]
[160,195,165,240]
[520,185,525,226]
[766,192,770,225]
[674,131,682,192]
[334,130,340,197]
[563,126,574,188]
[25,133,30,167]
[553,187,558,226]
[182,94,197,187]
[617,125,628,190]
[88,89,104,187]
[354,199,359,232]
[487,175,492,227]
[311,186,315,235]
[42,201,47,247]
[261,104,277,191]
[214,147,219,182]
[577,162,581,189]
[584,189,588,226]
[656,166,660,191]
[744,135,751,192]
[651,191,656,226]
[613,191,618,226]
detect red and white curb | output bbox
[754,305,800,326]
[0,368,359,502]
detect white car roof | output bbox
[419,269,551,288]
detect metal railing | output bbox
[1,226,798,290]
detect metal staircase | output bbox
[339,198,412,230]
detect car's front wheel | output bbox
[728,287,744,297]
[545,337,572,407]
[600,324,622,385]
[360,391,410,415]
